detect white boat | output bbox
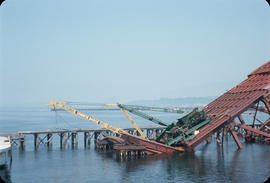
[0,136,11,167]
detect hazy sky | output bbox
[1,0,270,106]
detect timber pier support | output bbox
[84,132,91,148]
[0,126,166,150]
[0,124,263,154]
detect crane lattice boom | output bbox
[47,101,128,135]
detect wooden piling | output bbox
[71,132,78,148]
[47,133,53,147]
[216,131,220,144]
[221,128,225,147]
[94,132,100,143]
[206,137,211,144]
[19,136,25,150]
[60,132,66,148]
[155,129,160,138]
[71,133,78,144]
[34,134,39,150]
[4,126,166,150]
[84,132,91,147]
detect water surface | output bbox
[0,106,269,183]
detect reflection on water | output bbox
[0,165,11,183]
[6,134,270,183]
[105,138,270,183]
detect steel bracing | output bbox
[186,61,270,150]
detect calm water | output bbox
[0,105,269,183]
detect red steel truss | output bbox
[186,61,270,150]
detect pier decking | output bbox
[0,123,262,152]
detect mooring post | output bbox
[47,133,53,147]
[60,132,66,149]
[34,134,39,150]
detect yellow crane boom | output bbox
[47,101,128,135]
[120,108,147,139]
[105,104,147,139]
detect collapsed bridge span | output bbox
[48,61,270,154]
[186,61,270,150]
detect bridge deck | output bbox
[0,126,166,137]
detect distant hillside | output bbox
[126,97,217,107]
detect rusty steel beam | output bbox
[250,98,270,114]
[186,116,231,150]
[261,99,270,115]
[229,128,243,149]
[251,105,268,114]
[185,61,270,150]
[187,97,262,149]
[121,133,184,154]
[259,118,270,131]
[113,144,146,150]
[252,102,260,128]
[239,124,270,138]
[238,115,246,124]
[102,136,125,144]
